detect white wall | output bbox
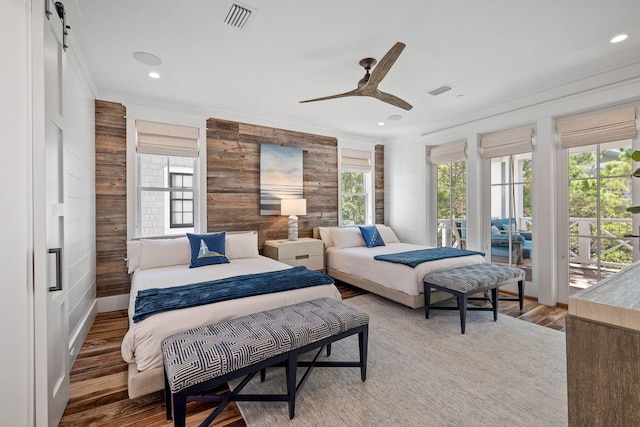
[0,1,34,425]
[65,51,98,363]
[384,76,640,306]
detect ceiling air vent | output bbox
[428,85,452,96]
[223,3,253,29]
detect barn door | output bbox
[34,1,70,425]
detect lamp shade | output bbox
[281,198,307,216]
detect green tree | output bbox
[341,171,366,225]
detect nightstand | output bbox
[263,238,324,271]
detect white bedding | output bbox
[121,256,341,372]
[325,243,485,296]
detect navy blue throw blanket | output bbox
[373,247,485,268]
[133,266,334,323]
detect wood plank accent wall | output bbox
[207,118,338,250]
[375,144,384,224]
[95,100,129,298]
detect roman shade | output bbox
[136,120,199,157]
[429,140,468,165]
[342,148,371,172]
[480,126,534,158]
[556,107,637,148]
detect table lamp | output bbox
[281,198,307,241]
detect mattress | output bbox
[325,243,485,296]
[122,256,341,372]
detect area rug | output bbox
[232,294,568,426]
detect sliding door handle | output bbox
[48,248,62,291]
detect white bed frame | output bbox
[326,267,451,309]
[312,228,451,309]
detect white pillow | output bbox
[126,240,141,274]
[318,226,335,248]
[226,232,259,259]
[330,227,365,249]
[138,237,191,270]
[377,225,400,243]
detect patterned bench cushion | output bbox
[161,298,369,394]
[424,264,525,293]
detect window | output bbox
[481,126,534,270]
[169,172,194,228]
[557,106,638,289]
[567,140,633,287]
[341,170,368,225]
[138,154,197,236]
[340,148,372,225]
[437,160,466,248]
[430,140,467,248]
[135,120,199,237]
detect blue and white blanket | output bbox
[373,247,485,268]
[133,266,334,323]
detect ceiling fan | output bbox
[300,41,413,111]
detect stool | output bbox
[424,264,525,334]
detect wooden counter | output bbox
[566,261,640,426]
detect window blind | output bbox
[480,125,534,158]
[136,120,199,157]
[342,148,371,172]
[429,140,467,164]
[556,106,637,148]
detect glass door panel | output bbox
[490,153,533,279]
[437,160,466,248]
[568,140,634,289]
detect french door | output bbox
[568,139,639,289]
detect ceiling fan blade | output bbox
[370,89,413,110]
[299,88,362,104]
[366,42,405,89]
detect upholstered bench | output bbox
[161,298,369,427]
[424,264,525,334]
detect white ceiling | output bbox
[68,0,640,138]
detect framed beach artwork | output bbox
[260,144,303,215]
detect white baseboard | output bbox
[69,300,98,368]
[98,294,130,312]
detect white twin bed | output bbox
[318,225,486,308]
[123,231,340,398]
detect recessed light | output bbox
[610,34,628,43]
[378,122,385,126]
[387,115,402,121]
[457,94,465,98]
[148,71,160,79]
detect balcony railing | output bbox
[437,217,634,270]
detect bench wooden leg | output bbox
[172,393,187,427]
[424,284,432,319]
[359,325,368,381]
[164,367,172,421]
[458,293,467,334]
[492,287,498,321]
[518,279,524,310]
[286,355,297,419]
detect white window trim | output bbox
[126,106,207,239]
[338,144,376,225]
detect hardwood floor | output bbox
[59,282,566,426]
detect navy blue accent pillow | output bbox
[358,225,385,248]
[186,232,230,268]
